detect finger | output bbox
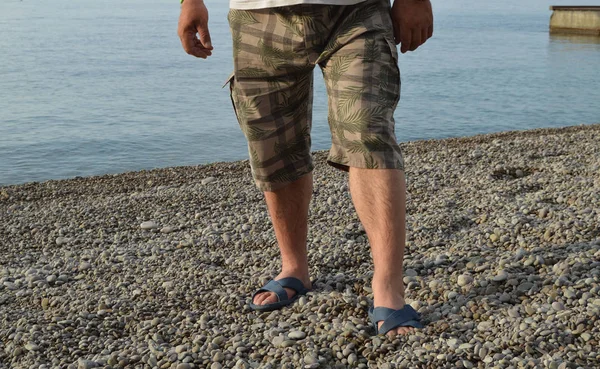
[422,28,428,43]
[400,28,411,54]
[410,30,422,51]
[192,38,212,56]
[428,25,433,39]
[183,33,209,58]
[196,24,213,50]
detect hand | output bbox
[177,0,213,59]
[391,0,433,53]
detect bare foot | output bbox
[253,271,312,306]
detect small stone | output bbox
[552,301,565,311]
[493,270,508,282]
[211,363,222,369]
[212,351,224,362]
[281,340,296,348]
[77,359,99,369]
[447,338,459,349]
[272,336,284,347]
[525,305,535,315]
[24,342,39,351]
[140,221,158,230]
[409,300,421,311]
[12,347,23,357]
[348,353,358,365]
[176,364,191,369]
[580,333,591,342]
[3,281,18,290]
[327,196,336,206]
[288,330,306,340]
[517,282,533,293]
[457,274,473,287]
[202,177,217,185]
[458,343,473,350]
[79,262,91,271]
[160,226,175,234]
[304,355,318,365]
[41,298,49,310]
[55,237,70,245]
[490,234,499,242]
[212,336,225,345]
[235,359,248,369]
[46,275,57,283]
[499,293,511,302]
[434,255,448,265]
[162,281,174,289]
[405,269,418,277]
[298,296,308,306]
[479,348,488,358]
[564,289,576,299]
[107,356,118,366]
[471,149,483,159]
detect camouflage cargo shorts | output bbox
[226,0,403,191]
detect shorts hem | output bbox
[254,166,315,192]
[326,156,405,172]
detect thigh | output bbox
[227,8,315,191]
[319,0,404,171]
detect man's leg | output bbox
[252,173,313,306]
[349,167,413,336]
[227,6,317,306]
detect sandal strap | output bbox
[372,305,423,335]
[252,277,308,303]
[276,277,308,295]
[253,280,288,303]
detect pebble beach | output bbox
[1,124,599,369]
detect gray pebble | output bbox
[140,221,158,230]
[457,274,473,286]
[288,330,306,340]
[202,177,217,185]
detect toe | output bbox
[261,292,278,305]
[385,327,414,337]
[253,292,269,305]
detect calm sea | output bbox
[1,0,599,186]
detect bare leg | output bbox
[349,168,413,336]
[253,173,313,306]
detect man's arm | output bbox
[178,0,213,59]
[391,0,433,53]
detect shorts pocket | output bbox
[223,72,241,124]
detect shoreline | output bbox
[2,123,599,191]
[1,124,599,368]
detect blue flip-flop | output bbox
[368,305,424,335]
[249,277,310,312]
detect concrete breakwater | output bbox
[1,124,599,368]
[550,6,600,35]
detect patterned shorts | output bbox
[227,0,403,191]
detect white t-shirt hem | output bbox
[230,0,367,10]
